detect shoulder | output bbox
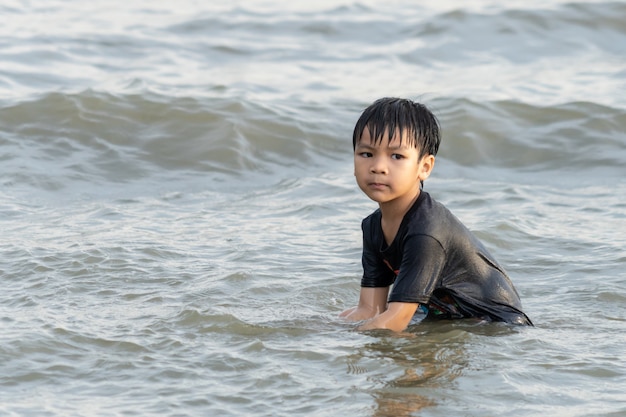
[361,208,381,231]
[403,192,468,243]
[416,191,448,215]
[404,191,453,229]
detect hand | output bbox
[339,306,357,318]
[340,305,380,322]
[357,302,418,332]
[340,287,390,321]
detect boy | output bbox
[340,97,532,331]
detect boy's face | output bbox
[354,127,434,207]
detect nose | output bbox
[370,156,388,174]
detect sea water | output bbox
[1,1,625,416]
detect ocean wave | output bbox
[412,2,626,61]
[0,91,347,192]
[1,91,624,194]
[436,97,626,175]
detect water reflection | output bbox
[352,319,518,416]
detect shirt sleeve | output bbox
[388,233,446,304]
[360,218,395,288]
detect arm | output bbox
[358,301,418,332]
[340,287,389,321]
[361,234,445,331]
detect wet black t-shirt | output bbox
[361,191,532,325]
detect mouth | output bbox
[368,182,388,190]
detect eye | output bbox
[358,152,373,158]
[391,153,405,160]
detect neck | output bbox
[379,188,421,245]
[379,188,421,220]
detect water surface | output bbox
[1,1,625,416]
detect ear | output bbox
[418,155,435,181]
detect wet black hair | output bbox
[352,97,441,158]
